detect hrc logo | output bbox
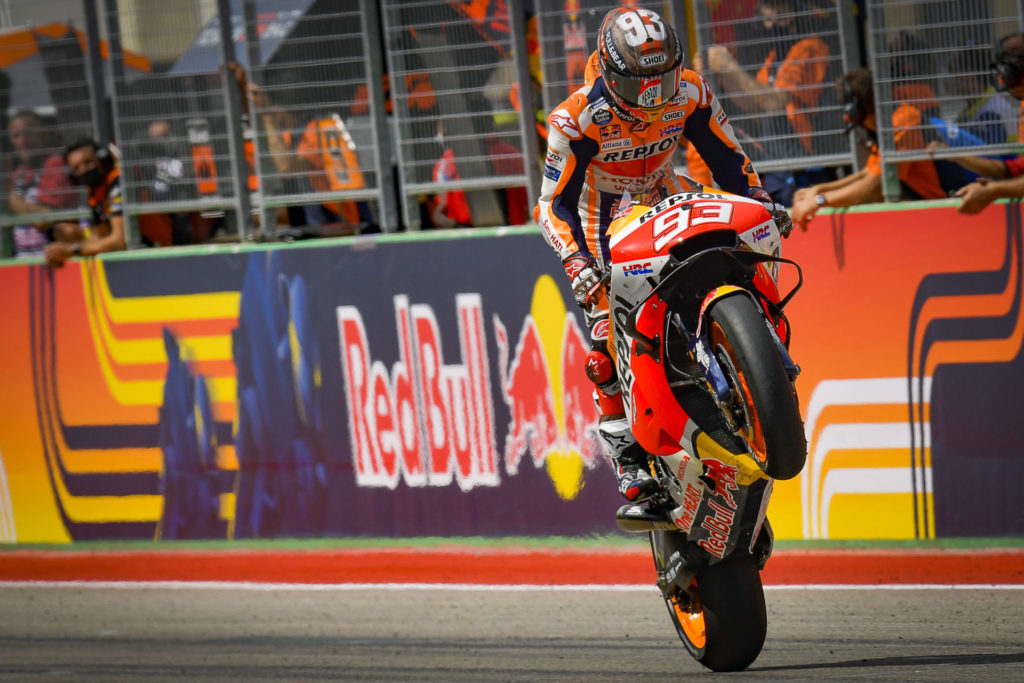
[623,262,653,277]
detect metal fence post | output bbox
[509,0,541,210]
[836,0,863,171]
[668,0,692,64]
[240,0,270,237]
[103,0,137,248]
[82,0,110,147]
[215,0,255,241]
[363,0,398,232]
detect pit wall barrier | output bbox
[1,199,1022,543]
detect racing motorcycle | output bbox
[605,185,806,672]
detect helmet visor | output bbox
[605,66,680,110]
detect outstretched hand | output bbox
[955,177,995,215]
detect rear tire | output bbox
[695,552,767,672]
[708,294,806,480]
[653,536,767,672]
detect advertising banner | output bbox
[0,202,1022,543]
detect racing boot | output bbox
[599,416,660,502]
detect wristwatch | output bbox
[71,242,81,256]
[814,193,828,208]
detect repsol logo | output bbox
[600,137,676,162]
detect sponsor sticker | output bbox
[604,34,627,72]
[701,76,713,105]
[716,110,728,125]
[550,109,581,138]
[660,109,686,122]
[592,109,612,126]
[545,150,566,167]
[639,52,667,68]
[600,124,621,141]
[544,164,561,181]
[599,136,676,162]
[659,125,683,138]
[637,78,663,108]
[623,261,653,277]
[601,138,631,150]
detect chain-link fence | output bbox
[867,0,1023,199]
[380,0,539,229]
[691,0,859,173]
[0,0,99,257]
[107,0,243,246]
[8,1,1024,256]
[243,0,393,232]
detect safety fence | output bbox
[690,0,860,173]
[866,0,1024,200]
[2,0,1024,255]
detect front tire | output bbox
[708,294,806,480]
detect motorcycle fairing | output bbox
[654,432,770,562]
[625,293,692,455]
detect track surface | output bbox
[1,584,1022,681]
[2,547,1022,680]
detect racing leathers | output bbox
[535,51,766,501]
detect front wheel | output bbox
[708,294,807,480]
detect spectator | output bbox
[692,0,833,204]
[936,34,1024,215]
[429,121,528,229]
[231,63,370,232]
[946,49,1018,146]
[7,110,78,258]
[135,118,206,246]
[44,138,126,267]
[790,67,972,228]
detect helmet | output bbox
[598,7,683,123]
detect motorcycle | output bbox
[605,185,806,672]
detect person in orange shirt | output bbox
[232,63,370,230]
[691,0,832,203]
[790,67,972,228]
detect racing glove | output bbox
[748,187,794,238]
[562,251,605,310]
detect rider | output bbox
[535,7,790,502]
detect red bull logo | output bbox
[494,275,601,499]
[699,498,735,558]
[337,294,497,490]
[701,457,739,508]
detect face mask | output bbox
[75,167,105,188]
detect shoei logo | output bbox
[639,52,667,68]
[494,276,602,500]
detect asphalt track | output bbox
[1,583,1022,681]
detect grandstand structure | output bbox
[0,0,1021,251]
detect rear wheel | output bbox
[652,537,767,672]
[708,294,806,480]
[694,552,767,672]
